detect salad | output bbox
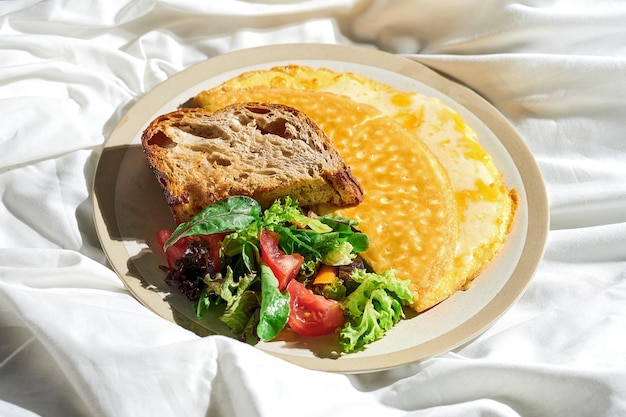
[156,195,414,353]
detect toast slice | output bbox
[141,102,363,224]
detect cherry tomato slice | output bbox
[156,230,190,270]
[286,279,345,337]
[260,229,304,291]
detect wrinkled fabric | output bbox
[1,1,625,416]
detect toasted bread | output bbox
[141,102,363,224]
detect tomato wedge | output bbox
[286,279,345,337]
[156,230,190,270]
[156,230,225,271]
[260,229,304,291]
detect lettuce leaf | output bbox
[202,267,257,308]
[263,196,331,233]
[220,290,260,335]
[196,267,259,334]
[339,269,414,353]
[322,241,356,266]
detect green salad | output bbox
[157,195,414,353]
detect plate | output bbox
[92,44,548,373]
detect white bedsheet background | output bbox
[1,1,625,416]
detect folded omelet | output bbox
[194,65,517,312]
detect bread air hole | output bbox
[280,148,294,157]
[147,131,176,148]
[256,119,290,139]
[185,124,229,140]
[206,152,232,167]
[256,168,279,176]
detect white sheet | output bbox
[1,1,625,416]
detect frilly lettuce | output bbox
[322,241,356,266]
[197,267,259,334]
[340,269,414,353]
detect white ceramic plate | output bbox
[93,44,549,373]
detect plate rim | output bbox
[92,43,549,373]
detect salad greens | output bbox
[162,195,415,353]
[200,267,258,334]
[339,269,414,352]
[165,195,261,252]
[256,263,291,341]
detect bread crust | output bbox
[141,103,363,224]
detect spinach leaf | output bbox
[165,196,262,251]
[256,263,290,341]
[317,214,359,231]
[344,233,369,253]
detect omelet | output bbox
[196,86,460,307]
[194,65,517,312]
